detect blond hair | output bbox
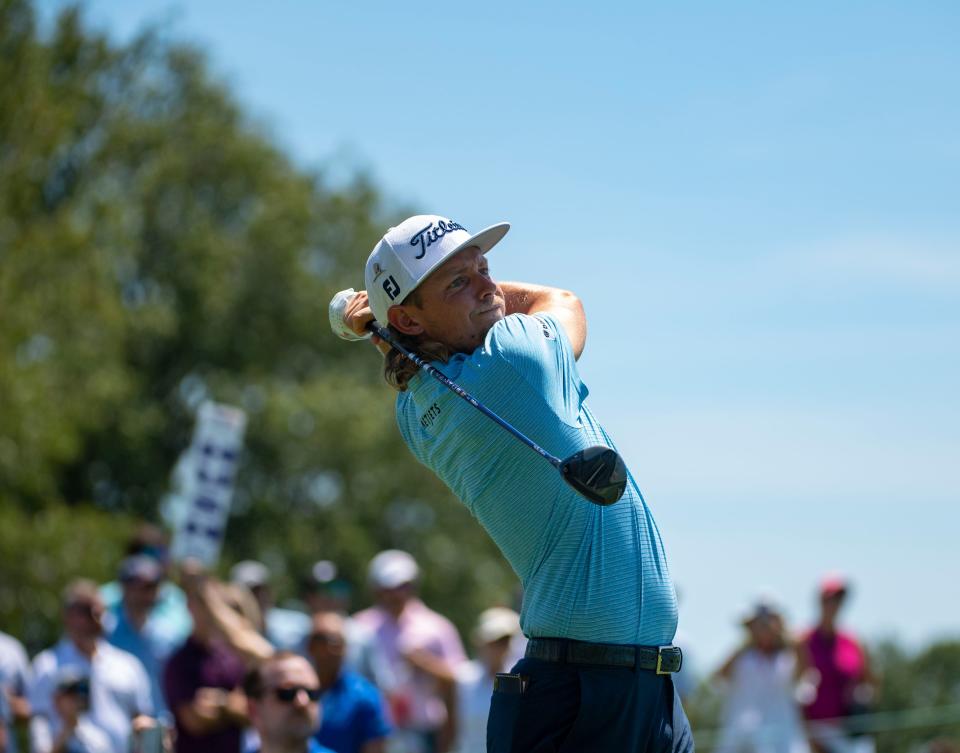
[381,290,452,391]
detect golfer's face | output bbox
[406,246,505,352]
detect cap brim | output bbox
[407,221,510,302]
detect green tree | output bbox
[0,0,517,649]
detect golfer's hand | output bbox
[330,288,393,354]
[329,288,373,341]
[343,289,375,338]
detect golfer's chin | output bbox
[474,305,504,331]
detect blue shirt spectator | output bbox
[102,555,191,720]
[307,612,390,753]
[314,671,391,753]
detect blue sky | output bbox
[40,0,960,668]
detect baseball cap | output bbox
[740,595,783,625]
[472,607,521,645]
[55,667,91,695]
[367,550,419,590]
[230,560,271,589]
[118,555,164,584]
[364,214,510,326]
[819,573,849,598]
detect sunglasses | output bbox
[308,632,345,647]
[67,602,103,619]
[271,686,321,703]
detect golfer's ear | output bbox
[387,305,424,336]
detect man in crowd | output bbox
[29,579,155,753]
[103,554,188,720]
[352,550,465,753]
[100,524,192,644]
[306,611,390,753]
[163,578,249,753]
[0,629,31,753]
[303,562,376,681]
[332,214,691,751]
[244,652,334,753]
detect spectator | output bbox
[714,597,810,753]
[0,630,31,753]
[306,611,390,753]
[303,562,376,681]
[353,550,466,753]
[29,579,155,753]
[100,524,192,645]
[103,555,188,721]
[163,578,249,753]
[46,669,111,753]
[244,652,334,753]
[230,561,311,652]
[801,575,876,753]
[452,608,523,753]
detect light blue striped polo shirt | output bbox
[396,313,678,646]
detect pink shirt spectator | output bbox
[802,628,866,720]
[353,599,466,732]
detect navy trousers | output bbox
[487,656,695,752]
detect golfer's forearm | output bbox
[501,282,586,358]
[501,282,576,316]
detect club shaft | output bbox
[369,323,561,469]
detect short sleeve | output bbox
[6,639,30,695]
[357,684,392,742]
[487,313,587,426]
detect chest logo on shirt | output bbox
[541,320,555,340]
[419,401,442,428]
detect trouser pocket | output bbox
[487,674,526,753]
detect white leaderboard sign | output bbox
[171,401,247,567]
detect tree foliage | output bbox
[0,0,517,649]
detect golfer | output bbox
[331,215,693,752]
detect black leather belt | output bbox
[525,637,683,674]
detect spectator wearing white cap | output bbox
[352,551,466,753]
[229,560,311,653]
[452,608,524,753]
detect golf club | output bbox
[367,321,627,506]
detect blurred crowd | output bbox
[2,522,939,753]
[708,576,877,753]
[0,525,525,753]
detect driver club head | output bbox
[560,445,627,506]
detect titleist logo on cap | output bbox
[409,219,465,260]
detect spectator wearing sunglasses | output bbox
[306,612,390,753]
[29,580,155,753]
[244,653,335,753]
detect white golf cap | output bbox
[367,549,420,589]
[230,560,270,589]
[364,214,510,326]
[472,607,521,645]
